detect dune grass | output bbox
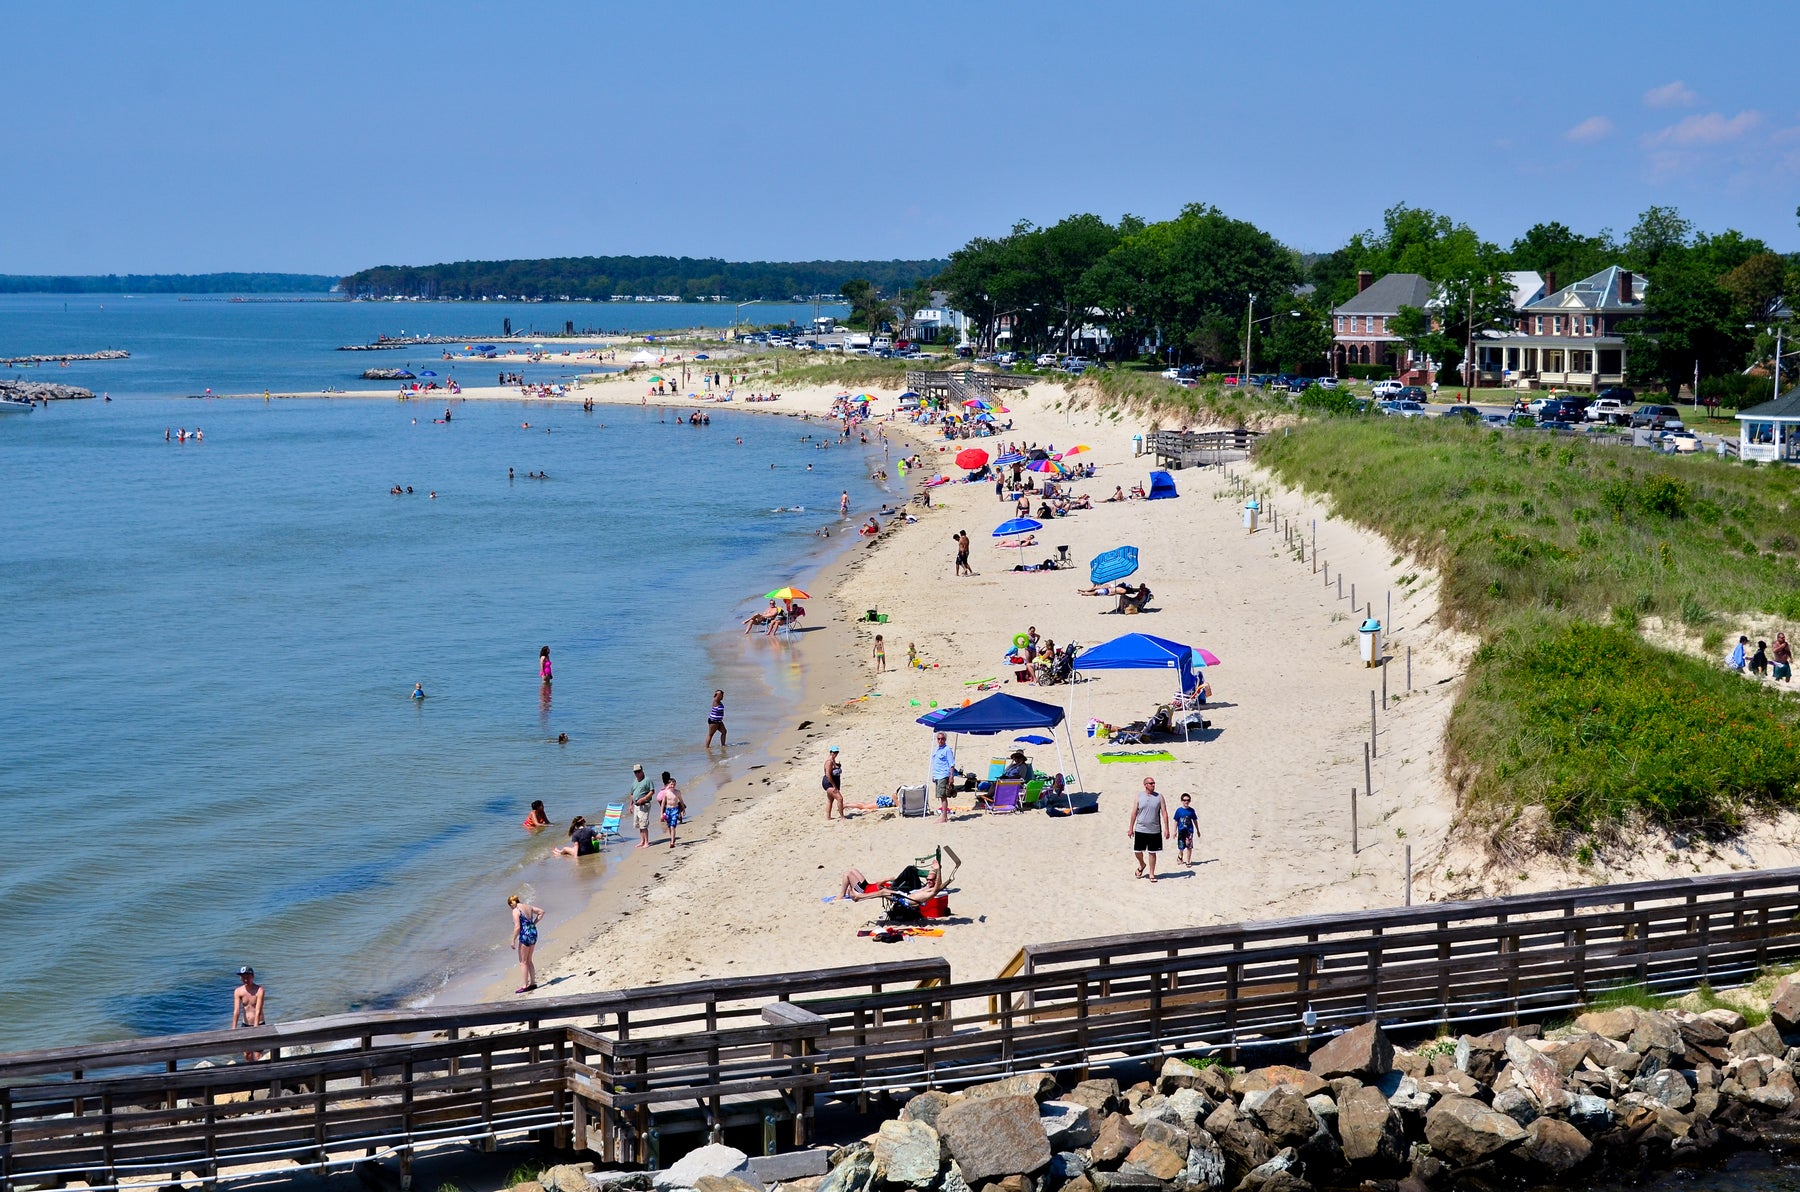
[1256,419,1800,836]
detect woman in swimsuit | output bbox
[822,745,844,820]
[507,894,544,993]
[705,689,727,747]
[539,646,552,685]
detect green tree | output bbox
[1720,252,1789,322]
[1265,296,1334,374]
[1622,206,1694,273]
[1507,221,1617,290]
[1623,247,1749,397]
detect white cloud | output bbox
[1643,81,1697,109]
[1646,110,1762,147]
[1564,116,1614,143]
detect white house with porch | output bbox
[1736,386,1800,464]
[1472,266,1645,390]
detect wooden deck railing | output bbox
[6,871,1800,1190]
[1146,428,1262,469]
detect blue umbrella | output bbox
[993,452,1026,467]
[1090,545,1139,585]
[695,354,710,361]
[993,517,1043,566]
[973,412,995,423]
[418,370,438,378]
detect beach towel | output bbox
[1097,749,1177,764]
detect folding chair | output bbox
[596,802,625,843]
[897,784,928,818]
[1179,711,1210,742]
[988,781,1023,813]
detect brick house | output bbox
[1331,272,1433,376]
[1471,266,1646,390]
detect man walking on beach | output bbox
[630,763,656,848]
[231,966,266,1061]
[953,530,973,577]
[930,731,957,822]
[1129,777,1172,883]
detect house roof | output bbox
[1737,385,1800,421]
[1504,270,1545,310]
[1522,266,1647,314]
[1334,273,1433,315]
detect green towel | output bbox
[1097,749,1177,763]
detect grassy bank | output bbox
[1256,418,1800,837]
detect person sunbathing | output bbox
[1106,487,1126,502]
[1070,493,1093,509]
[839,858,942,902]
[743,601,780,633]
[1077,583,1123,596]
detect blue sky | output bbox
[3,0,1795,274]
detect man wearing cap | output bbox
[822,745,844,819]
[929,731,957,822]
[231,966,266,1061]
[629,764,656,849]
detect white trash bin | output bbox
[1359,618,1383,668]
[1243,498,1260,534]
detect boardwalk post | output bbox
[1405,846,1413,906]
[1407,646,1412,692]
[1370,691,1378,758]
[1382,658,1388,709]
[1386,590,1391,632]
[1351,581,1356,609]
[1337,574,1342,599]
[1351,787,1358,855]
[1364,741,1372,801]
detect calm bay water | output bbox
[0,297,879,1050]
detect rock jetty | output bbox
[535,980,1800,1192]
[1,379,95,402]
[361,368,416,380]
[1,350,129,364]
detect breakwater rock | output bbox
[361,368,416,380]
[2,350,130,364]
[1,380,95,402]
[566,988,1800,1192]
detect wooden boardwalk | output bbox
[1145,428,1264,470]
[6,870,1800,1190]
[903,370,1031,408]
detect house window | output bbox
[1571,350,1593,372]
[1583,315,1594,335]
[1552,316,1562,335]
[1336,316,1344,333]
[1535,316,1543,334]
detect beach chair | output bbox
[596,803,625,843]
[1179,710,1211,742]
[988,781,1023,813]
[897,784,928,818]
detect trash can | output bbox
[1359,618,1382,668]
[1243,498,1260,534]
[1133,434,1144,457]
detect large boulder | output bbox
[874,1119,942,1187]
[1491,1087,1537,1128]
[1568,1095,1614,1132]
[1183,1131,1227,1190]
[1121,1139,1187,1182]
[1575,1007,1640,1041]
[1043,1152,1089,1192]
[1504,1036,1570,1111]
[1637,1068,1694,1111]
[815,1146,873,1192]
[1243,1089,1315,1147]
[1159,1058,1201,1094]
[1336,1085,1404,1166]
[654,1146,753,1191]
[1517,1118,1592,1174]
[967,1073,1060,1102]
[901,1090,959,1131]
[545,1166,597,1192]
[1731,1021,1785,1060]
[1702,1007,1748,1033]
[1423,1095,1525,1166]
[1166,1088,1218,1132]
[1770,977,1800,1035]
[1041,1102,1096,1151]
[937,1095,1052,1183]
[1307,1022,1393,1079]
[1090,1115,1142,1167]
[1232,1149,1309,1192]
[1231,1067,1327,1097]
[1065,1079,1122,1115]
[1192,1065,1234,1103]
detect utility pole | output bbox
[1464,281,1476,402]
[1243,293,1255,384]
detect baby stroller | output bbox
[1034,640,1079,686]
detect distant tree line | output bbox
[339,257,947,302]
[933,204,1799,393]
[0,273,338,294]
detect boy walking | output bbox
[873,634,887,673]
[1174,793,1198,866]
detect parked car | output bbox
[1481,413,1510,428]
[1631,405,1685,430]
[1597,386,1636,405]
[1538,419,1579,432]
[1585,398,1627,423]
[1554,397,1590,422]
[1371,380,1405,398]
[1526,396,1560,416]
[1045,354,1066,368]
[1440,405,1482,422]
[1382,400,1426,418]
[1318,376,1340,390]
[1397,385,1429,403]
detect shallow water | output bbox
[0,382,887,1049]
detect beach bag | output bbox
[886,899,924,924]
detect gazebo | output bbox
[1736,385,1800,464]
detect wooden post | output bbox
[1386,590,1391,632]
[1312,520,1316,572]
[1382,658,1388,709]
[1407,646,1412,692]
[1337,574,1342,599]
[1370,691,1378,758]
[1364,741,1372,802]
[1351,787,1358,855]
[1351,581,1356,609]
[1405,845,1413,906]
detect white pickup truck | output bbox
[1585,398,1627,423]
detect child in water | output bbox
[411,683,425,700]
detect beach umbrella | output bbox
[993,452,1027,467]
[955,447,990,470]
[766,587,812,601]
[647,374,665,382]
[992,517,1043,566]
[1194,648,1222,667]
[1089,546,1139,585]
[974,413,995,423]
[418,370,437,377]
[1027,458,1066,474]
[695,354,710,361]
[1058,444,1090,459]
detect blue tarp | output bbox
[1074,632,1197,693]
[1090,546,1140,585]
[1147,470,1178,500]
[916,692,1066,734]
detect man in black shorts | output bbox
[1128,776,1172,882]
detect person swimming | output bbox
[411,683,425,699]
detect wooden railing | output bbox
[6,871,1800,1190]
[1146,428,1262,469]
[904,370,1032,404]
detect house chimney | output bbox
[1357,270,1373,294]
[1543,269,1555,297]
[1619,270,1633,304]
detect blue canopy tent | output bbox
[1074,632,1198,693]
[1147,470,1178,500]
[918,691,1083,794]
